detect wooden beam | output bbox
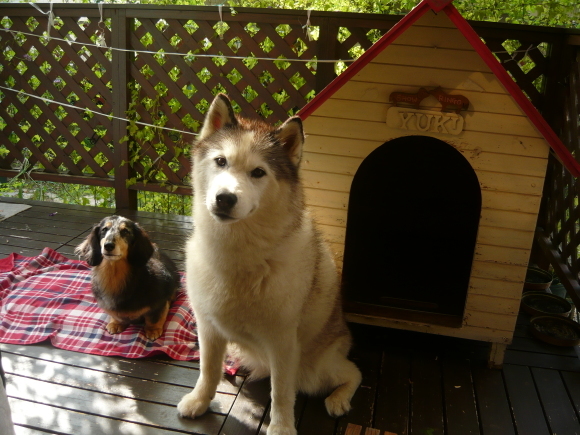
[314,17,340,93]
[111,8,137,210]
[0,169,115,187]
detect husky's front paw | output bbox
[177,392,211,419]
[267,424,297,435]
[324,394,352,417]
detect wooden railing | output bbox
[0,3,579,211]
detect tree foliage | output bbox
[94,0,579,28]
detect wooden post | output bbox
[488,342,507,369]
[314,17,340,93]
[111,7,137,211]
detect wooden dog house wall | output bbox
[298,0,580,360]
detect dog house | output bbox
[298,0,580,365]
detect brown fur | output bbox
[76,215,180,341]
[92,258,131,297]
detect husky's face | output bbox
[203,131,272,222]
[193,94,304,224]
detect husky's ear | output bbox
[197,94,237,141]
[274,116,304,166]
[75,224,103,266]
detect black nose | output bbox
[216,192,238,211]
[104,242,115,252]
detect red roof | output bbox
[298,0,580,177]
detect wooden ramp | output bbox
[1,197,579,435]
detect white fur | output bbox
[203,133,269,223]
[177,96,361,435]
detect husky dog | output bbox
[177,94,361,435]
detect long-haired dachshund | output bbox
[76,215,180,341]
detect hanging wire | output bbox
[0,84,199,137]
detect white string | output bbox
[96,1,107,48]
[98,2,104,23]
[28,1,54,41]
[0,27,352,64]
[0,84,198,137]
[303,9,313,41]
[495,44,536,63]
[218,4,224,40]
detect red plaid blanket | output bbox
[0,248,217,367]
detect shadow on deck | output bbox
[0,197,579,435]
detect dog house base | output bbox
[345,312,510,367]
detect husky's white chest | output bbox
[188,253,305,333]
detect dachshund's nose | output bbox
[104,242,115,252]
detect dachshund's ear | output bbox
[128,223,154,267]
[75,224,103,266]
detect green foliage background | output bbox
[89,0,579,28]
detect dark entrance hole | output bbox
[342,135,481,324]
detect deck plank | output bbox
[561,371,580,416]
[442,358,480,435]
[410,353,445,435]
[503,364,550,435]
[9,397,194,435]
[504,349,580,371]
[3,353,235,413]
[219,377,271,435]
[2,343,242,395]
[472,367,516,435]
[13,426,56,435]
[373,347,411,435]
[6,374,226,434]
[509,335,578,357]
[532,367,580,435]
[295,395,337,435]
[335,326,383,434]
[1,198,580,435]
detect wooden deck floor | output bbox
[1,197,580,435]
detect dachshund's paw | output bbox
[145,326,163,341]
[106,320,127,335]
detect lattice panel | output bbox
[483,38,549,110]
[128,17,319,187]
[561,55,580,163]
[544,157,579,271]
[0,5,574,203]
[337,26,385,62]
[0,14,115,179]
[543,54,580,276]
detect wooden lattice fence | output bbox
[0,5,404,208]
[539,50,580,306]
[0,3,579,213]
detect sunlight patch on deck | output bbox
[0,203,31,222]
